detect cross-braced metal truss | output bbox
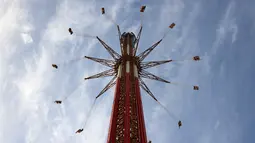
[85,56,116,68]
[96,76,117,99]
[139,78,158,102]
[137,39,162,61]
[84,68,116,80]
[139,70,171,84]
[140,59,173,69]
[133,26,143,56]
[96,36,121,60]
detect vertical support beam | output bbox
[135,79,142,142]
[107,78,121,143]
[124,34,131,143]
[135,79,147,143]
[124,73,131,143]
[130,41,140,142]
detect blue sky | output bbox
[0,0,255,143]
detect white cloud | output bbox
[214,120,220,130]
[212,1,238,54]
[21,33,33,44]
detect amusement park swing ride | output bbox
[52,5,201,143]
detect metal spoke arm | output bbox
[140,59,172,69]
[139,70,171,84]
[117,25,124,55]
[117,25,122,41]
[96,36,121,60]
[85,56,116,68]
[96,76,117,98]
[84,69,116,80]
[137,39,162,61]
[133,26,143,56]
[139,78,158,101]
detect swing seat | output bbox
[52,64,58,69]
[169,23,175,29]
[101,8,105,14]
[140,6,146,12]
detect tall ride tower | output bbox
[53,5,200,143]
[106,32,147,143]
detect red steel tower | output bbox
[106,32,147,143]
[53,5,200,143]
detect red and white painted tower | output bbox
[107,32,147,143]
